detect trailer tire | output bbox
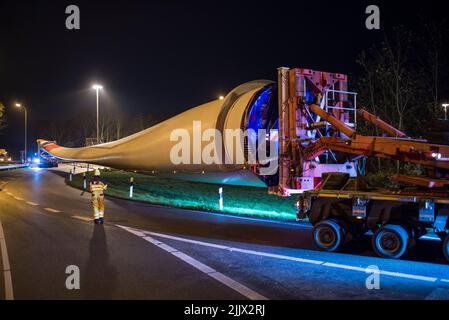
[312,219,344,252]
[372,224,408,259]
[443,234,449,262]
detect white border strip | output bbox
[119,225,446,284]
[323,262,437,282]
[128,228,324,265]
[118,225,267,300]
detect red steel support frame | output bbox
[278,67,291,195]
[278,67,449,191]
[358,109,408,138]
[301,107,449,187]
[277,67,351,195]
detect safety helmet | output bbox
[94,169,101,176]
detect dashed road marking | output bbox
[71,215,92,222]
[119,225,267,300]
[13,196,24,201]
[119,225,448,284]
[26,201,39,206]
[44,208,61,213]
[0,217,14,300]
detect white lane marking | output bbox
[26,201,39,206]
[323,262,438,282]
[322,262,366,272]
[118,225,267,300]
[122,228,147,238]
[119,225,447,284]
[71,215,92,222]
[0,218,14,300]
[375,270,437,282]
[441,279,449,283]
[6,192,12,196]
[121,227,323,265]
[44,208,61,213]
[13,196,24,201]
[142,235,268,300]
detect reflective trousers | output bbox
[91,195,105,219]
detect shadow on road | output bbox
[83,225,118,298]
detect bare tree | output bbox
[356,27,422,173]
[49,121,67,144]
[415,21,448,117]
[380,27,416,131]
[357,26,418,133]
[98,110,125,143]
[357,51,381,136]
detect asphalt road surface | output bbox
[0,166,449,300]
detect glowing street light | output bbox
[442,103,449,121]
[92,84,104,144]
[15,103,28,163]
[219,96,225,100]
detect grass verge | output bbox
[66,169,297,221]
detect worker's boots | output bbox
[93,217,104,224]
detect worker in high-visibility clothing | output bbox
[89,169,108,224]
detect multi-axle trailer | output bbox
[296,173,449,261]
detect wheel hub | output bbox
[319,227,335,246]
[380,232,400,252]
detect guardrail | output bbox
[0,164,28,171]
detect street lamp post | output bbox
[15,103,27,163]
[442,103,449,121]
[92,84,103,144]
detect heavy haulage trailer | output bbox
[38,66,449,261]
[296,173,449,260]
[275,68,449,261]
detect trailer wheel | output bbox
[372,224,408,259]
[312,219,344,252]
[443,234,449,262]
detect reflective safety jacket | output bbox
[89,181,107,197]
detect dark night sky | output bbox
[0,0,447,155]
